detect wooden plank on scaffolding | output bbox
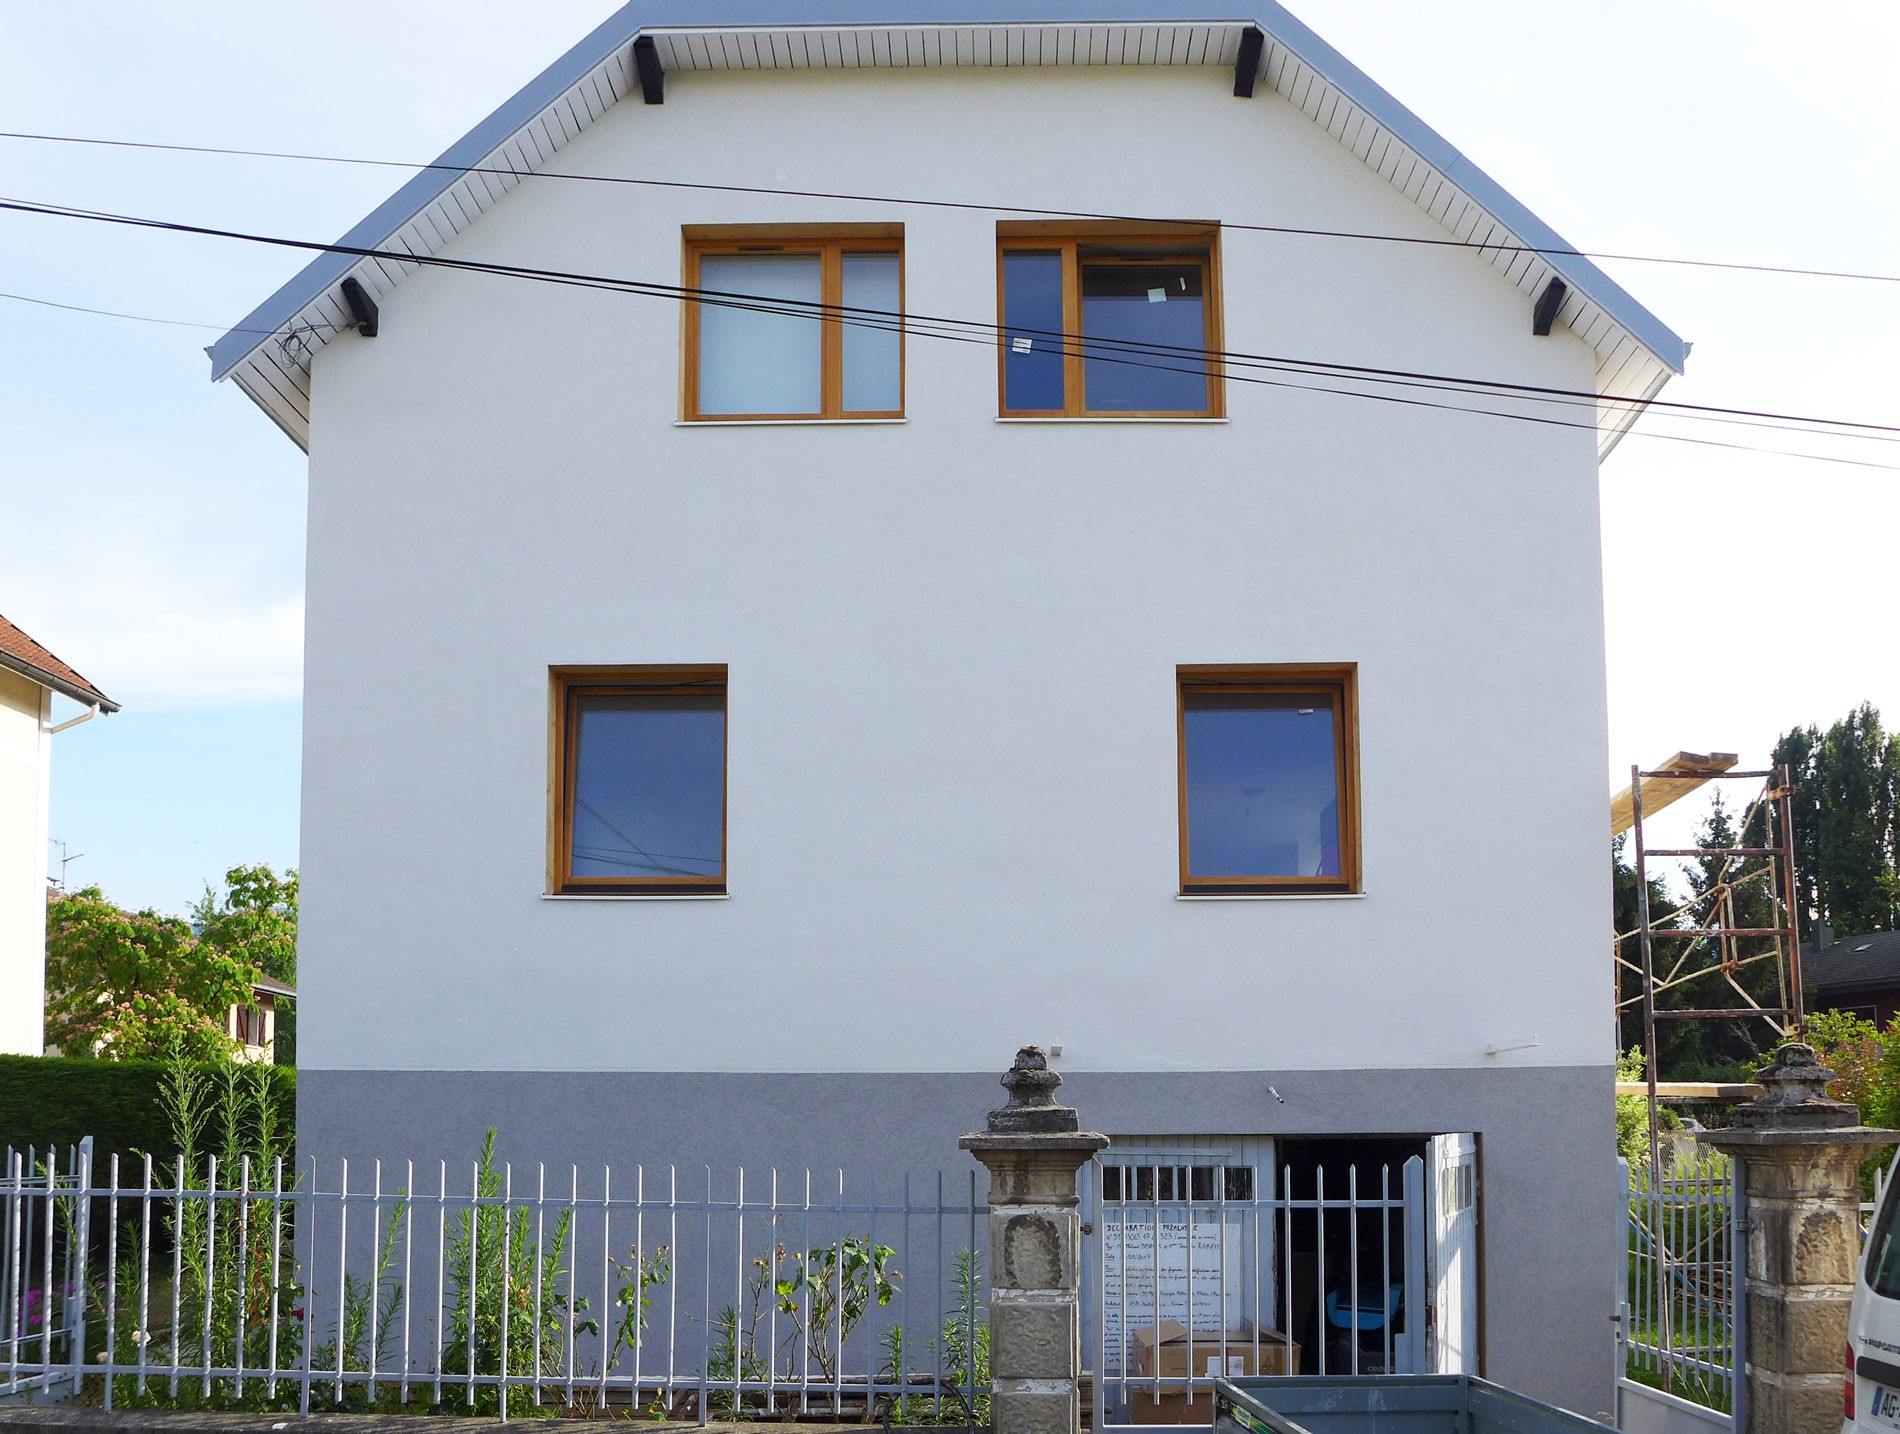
[1609,751,1738,836]
[1614,1081,1763,1101]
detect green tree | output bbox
[43,887,257,1061]
[1774,703,1900,940]
[194,865,298,1064]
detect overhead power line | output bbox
[2,129,1896,287]
[0,287,282,334]
[2,191,1897,470]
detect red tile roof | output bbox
[0,613,118,711]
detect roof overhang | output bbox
[209,1,1688,456]
[0,649,121,712]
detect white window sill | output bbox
[1175,892,1367,902]
[542,892,731,902]
[674,419,907,428]
[995,417,1229,425]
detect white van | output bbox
[1848,1177,1900,1432]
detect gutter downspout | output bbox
[47,703,101,735]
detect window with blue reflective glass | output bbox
[1081,260,1208,412]
[553,668,727,892]
[1002,251,1067,411]
[997,228,1221,417]
[1178,667,1359,892]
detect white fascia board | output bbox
[208,0,1687,439]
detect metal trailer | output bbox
[1213,1374,1620,1434]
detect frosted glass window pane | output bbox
[841,252,902,412]
[698,254,822,415]
[570,693,724,880]
[1183,691,1341,879]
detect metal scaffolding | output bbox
[1614,761,1806,1172]
[1612,760,1804,1398]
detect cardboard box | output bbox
[1127,1320,1299,1381]
[1126,1389,1221,1427]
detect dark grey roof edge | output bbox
[207,0,656,380]
[208,0,1686,382]
[0,650,121,713]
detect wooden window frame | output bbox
[548,665,729,894]
[682,225,904,421]
[997,222,1225,419]
[1176,663,1360,894]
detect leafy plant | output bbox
[608,1241,672,1372]
[879,1245,989,1427]
[706,1302,773,1419]
[92,1049,303,1411]
[936,1246,989,1426]
[773,1236,900,1383]
[439,1129,593,1414]
[1616,1047,1680,1166]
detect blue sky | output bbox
[3,0,1896,913]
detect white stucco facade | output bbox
[295,63,1615,1078]
[0,669,52,1057]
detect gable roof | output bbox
[1805,931,1900,995]
[0,613,119,712]
[209,0,1687,456]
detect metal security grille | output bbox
[1088,1152,1431,1430]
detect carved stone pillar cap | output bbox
[1726,1042,1862,1131]
[959,1045,1109,1153]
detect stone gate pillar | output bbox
[1702,1043,1900,1434]
[961,1046,1109,1434]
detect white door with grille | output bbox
[1427,1133,1480,1374]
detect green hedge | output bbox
[0,1054,295,1170]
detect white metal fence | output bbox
[0,1141,91,1405]
[2,1141,990,1422]
[1622,1158,1739,1413]
[6,1140,1442,1426]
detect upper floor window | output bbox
[998,224,1223,418]
[1177,664,1359,893]
[684,226,903,421]
[550,666,727,893]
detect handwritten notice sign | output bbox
[1100,1216,1241,1372]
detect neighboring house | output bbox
[1804,930,1900,1027]
[226,974,296,1064]
[0,614,117,1057]
[206,1,1686,1413]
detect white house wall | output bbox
[298,63,1610,1078]
[0,669,51,1057]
